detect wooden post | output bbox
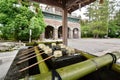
[39,32,44,41]
[62,8,68,45]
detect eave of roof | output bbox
[31,0,96,13]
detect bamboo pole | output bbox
[21,47,34,53]
[19,55,54,72]
[19,52,35,60]
[34,46,49,73]
[19,50,63,72]
[17,52,44,64]
[18,47,34,57]
[19,49,42,60]
[24,52,120,80]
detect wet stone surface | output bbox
[0,59,2,65]
[4,49,29,80]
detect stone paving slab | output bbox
[0,50,18,80]
[68,39,120,55]
[0,46,27,80]
[68,39,120,63]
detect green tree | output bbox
[29,3,46,40]
[82,0,109,38]
[81,25,92,37]
[114,10,120,26]
[0,0,46,41]
[110,10,120,38]
[108,0,120,38]
[108,20,119,38]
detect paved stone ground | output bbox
[68,38,120,63]
[0,50,18,80]
[0,44,26,80]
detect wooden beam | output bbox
[66,0,81,9]
[31,0,62,8]
[68,0,96,13]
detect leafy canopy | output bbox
[0,0,46,41]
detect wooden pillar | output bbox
[70,29,73,39]
[53,27,58,40]
[40,32,44,41]
[78,29,81,38]
[62,8,68,45]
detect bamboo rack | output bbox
[19,49,42,60]
[19,55,54,72]
[17,52,44,64]
[18,47,35,57]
